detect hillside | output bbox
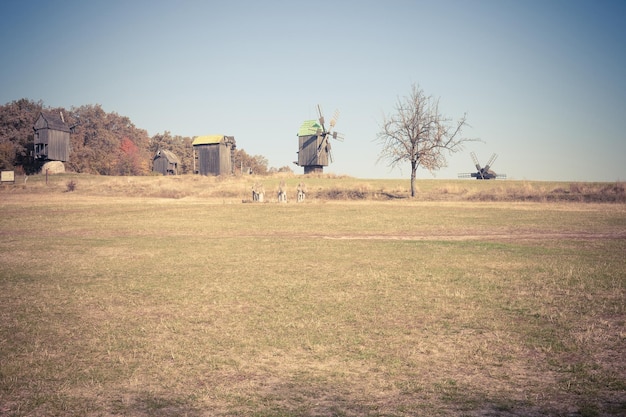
[3,173,625,203]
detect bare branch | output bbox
[375,84,478,197]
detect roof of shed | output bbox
[35,111,70,132]
[192,135,225,145]
[154,149,180,163]
[298,120,322,137]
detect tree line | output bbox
[0,98,286,176]
[4,84,473,196]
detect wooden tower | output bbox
[295,106,343,174]
[33,111,71,162]
[192,135,236,176]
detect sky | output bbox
[1,0,625,181]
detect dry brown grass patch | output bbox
[0,175,625,416]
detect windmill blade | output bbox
[471,152,481,170]
[485,153,498,170]
[317,104,326,132]
[327,139,333,163]
[332,131,345,142]
[317,135,328,157]
[330,109,340,128]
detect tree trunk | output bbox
[410,161,417,197]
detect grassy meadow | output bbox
[1,173,625,416]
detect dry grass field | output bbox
[1,173,625,416]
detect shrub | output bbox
[569,182,584,194]
[316,186,371,200]
[65,180,77,192]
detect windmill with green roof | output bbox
[295,105,344,174]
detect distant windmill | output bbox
[294,105,344,174]
[458,152,506,179]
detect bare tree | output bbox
[376,84,476,197]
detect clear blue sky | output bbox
[1,0,624,181]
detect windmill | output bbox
[458,152,506,179]
[295,105,344,174]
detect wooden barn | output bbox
[33,111,71,161]
[152,149,180,175]
[297,120,328,174]
[192,135,236,176]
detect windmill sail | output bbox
[459,152,506,180]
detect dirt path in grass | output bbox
[227,228,626,242]
[318,230,626,241]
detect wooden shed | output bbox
[152,149,180,175]
[297,120,328,174]
[33,111,71,161]
[192,135,236,176]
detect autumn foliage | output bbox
[0,98,273,176]
[118,137,145,175]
